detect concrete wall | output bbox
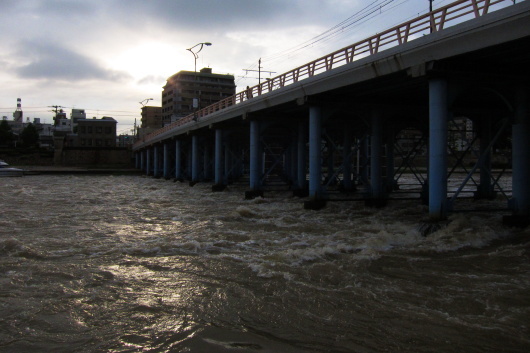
[57,147,133,167]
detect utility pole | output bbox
[48,105,63,116]
[243,58,276,84]
[429,0,434,33]
[48,105,64,125]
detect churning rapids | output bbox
[0,175,528,352]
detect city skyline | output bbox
[0,0,469,134]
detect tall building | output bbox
[161,67,236,125]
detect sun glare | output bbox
[110,42,189,82]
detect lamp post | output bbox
[186,42,212,72]
[139,98,153,107]
[187,42,212,118]
[138,98,153,137]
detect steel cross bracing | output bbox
[134,0,529,225]
[447,117,512,209]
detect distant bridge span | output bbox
[134,0,530,226]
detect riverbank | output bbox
[17,165,142,175]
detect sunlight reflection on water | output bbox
[0,175,528,352]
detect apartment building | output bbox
[161,67,236,125]
[140,106,163,137]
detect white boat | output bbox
[0,160,24,177]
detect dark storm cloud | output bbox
[15,40,130,82]
[100,0,322,32]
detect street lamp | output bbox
[139,98,153,107]
[186,42,212,72]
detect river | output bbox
[0,175,528,352]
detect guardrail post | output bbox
[505,87,530,226]
[428,78,449,221]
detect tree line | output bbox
[0,120,40,148]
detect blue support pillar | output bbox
[213,129,226,191]
[163,142,170,179]
[225,141,231,182]
[175,140,182,180]
[140,150,145,171]
[186,148,192,180]
[428,78,449,220]
[215,129,223,185]
[505,88,530,226]
[153,145,160,178]
[249,120,261,190]
[297,121,307,191]
[146,148,151,176]
[203,143,210,180]
[246,120,263,199]
[191,135,199,184]
[309,106,323,199]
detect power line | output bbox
[242,58,276,84]
[261,0,399,64]
[237,0,415,85]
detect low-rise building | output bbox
[77,117,117,147]
[71,109,87,131]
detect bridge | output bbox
[133,0,530,226]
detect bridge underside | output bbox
[136,34,530,226]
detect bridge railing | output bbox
[135,0,512,148]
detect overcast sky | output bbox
[0,0,476,134]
